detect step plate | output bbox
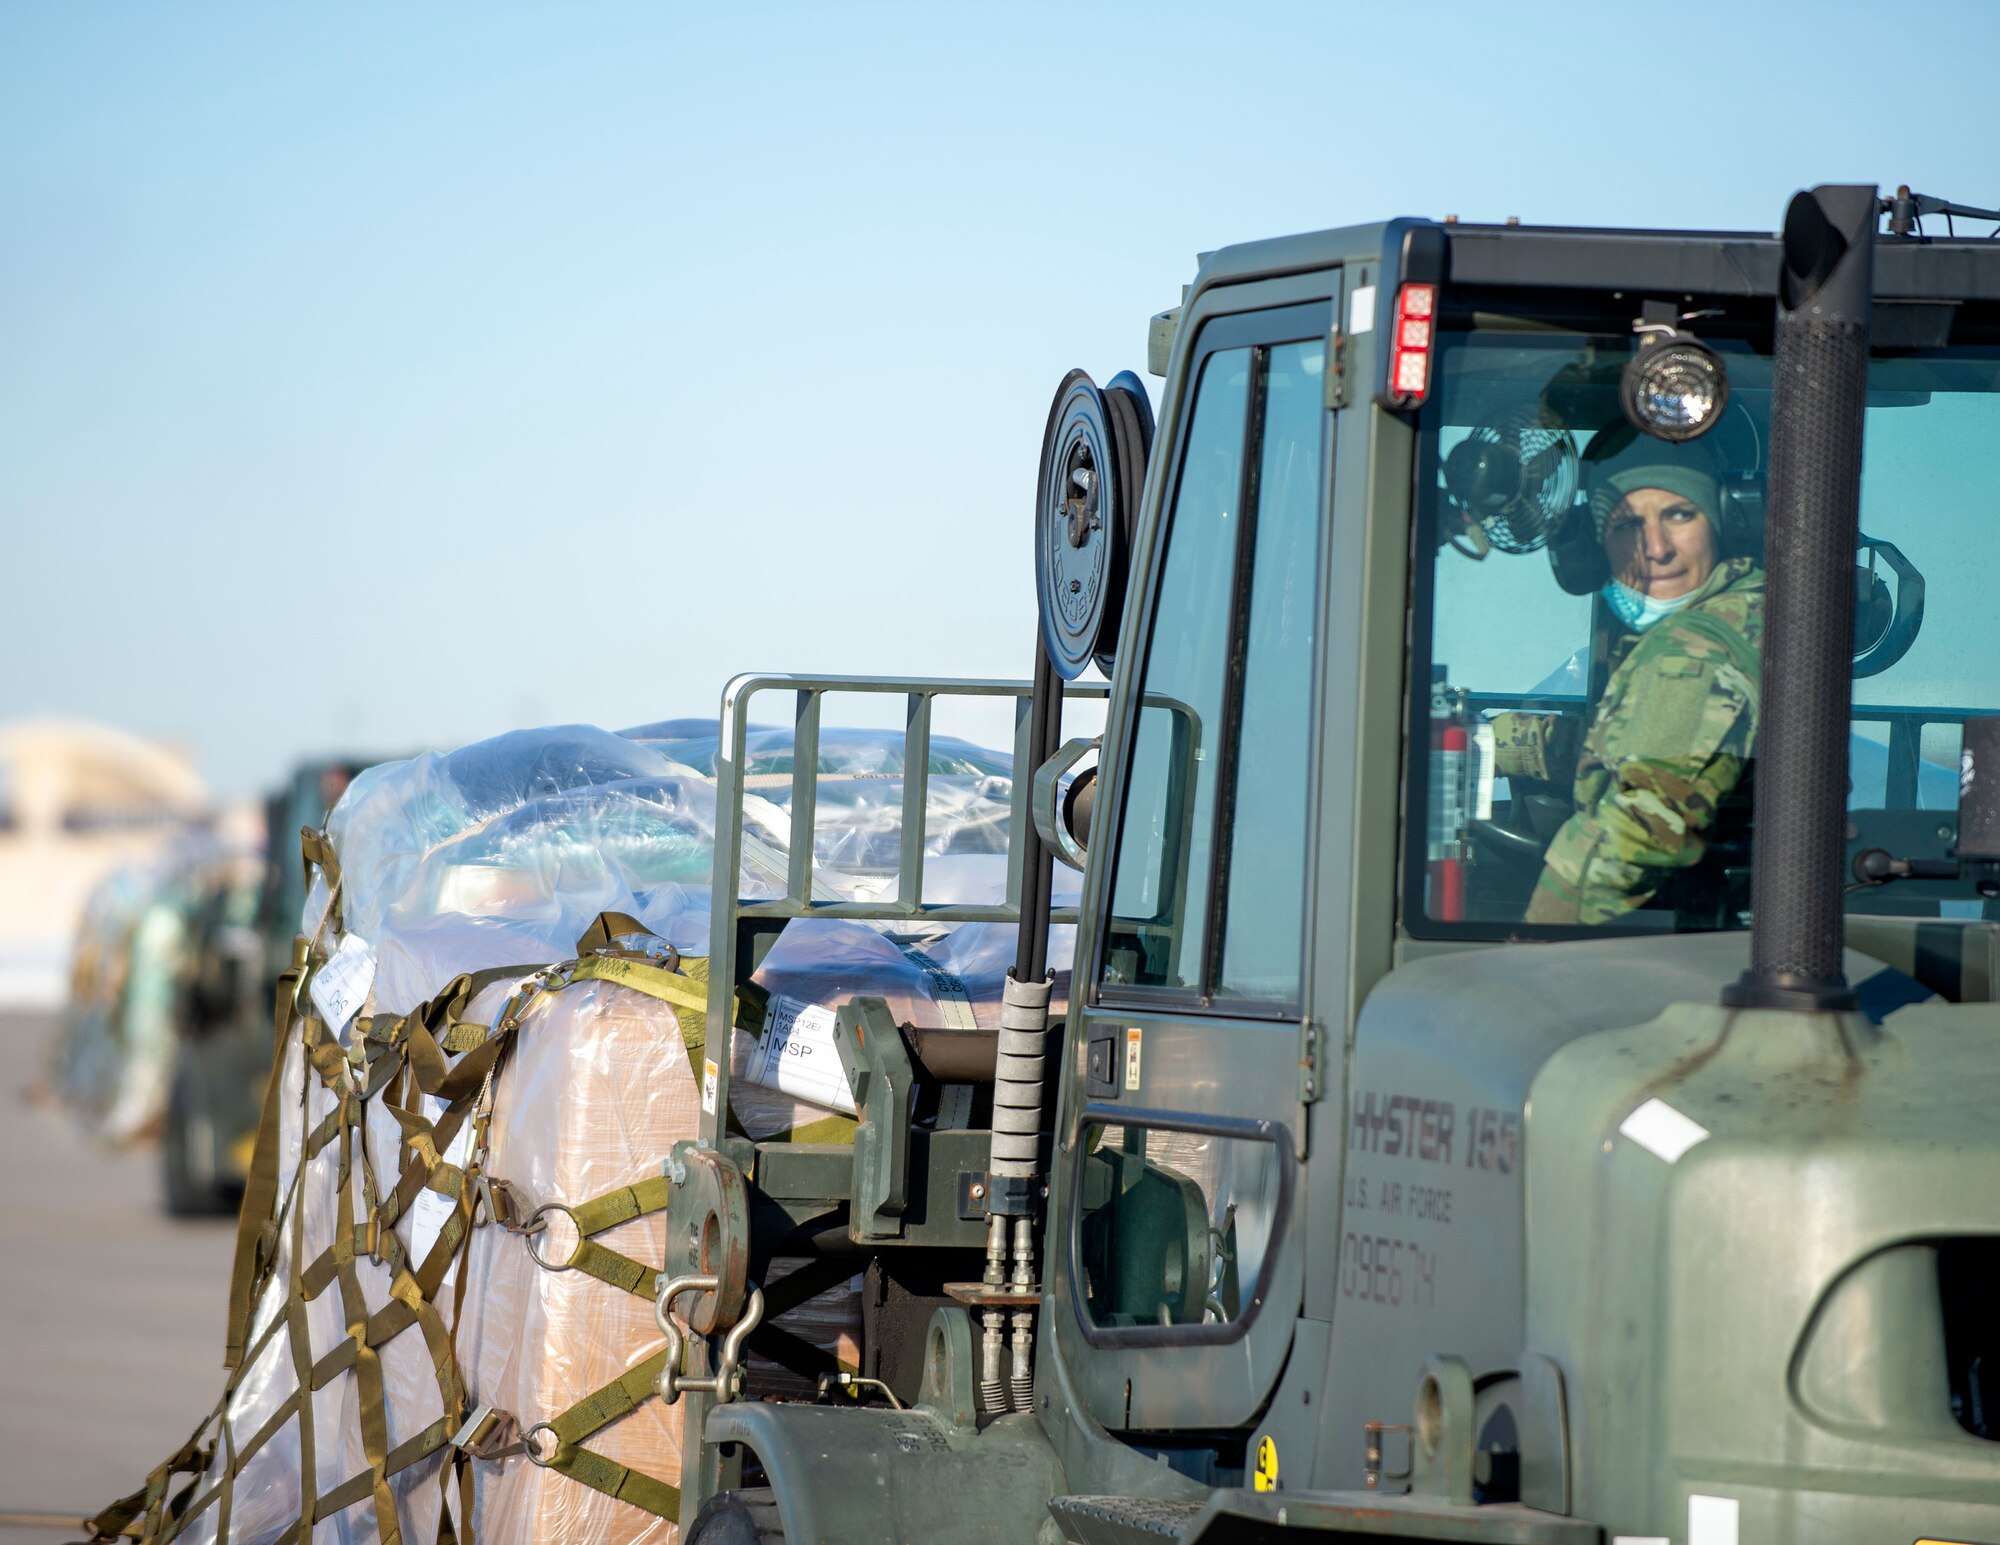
[1048,1495,1204,1545]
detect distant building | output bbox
[0,718,208,1006]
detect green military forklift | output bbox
[638,183,2000,1544]
[162,758,373,1214]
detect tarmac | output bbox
[0,1010,236,1544]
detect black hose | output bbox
[1014,640,1064,985]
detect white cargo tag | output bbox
[1619,1098,1710,1164]
[749,994,856,1114]
[406,1094,474,1268]
[309,933,376,1039]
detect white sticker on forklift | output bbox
[702,1058,720,1116]
[1619,1099,1709,1163]
[1347,284,1376,335]
[309,932,376,1039]
[1688,1494,1738,1545]
[1124,1027,1143,1091]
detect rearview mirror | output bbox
[1853,535,1925,678]
[1032,737,1099,873]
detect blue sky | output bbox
[4,0,1996,796]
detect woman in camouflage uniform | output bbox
[1524,439,1765,925]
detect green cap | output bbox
[1588,434,1722,540]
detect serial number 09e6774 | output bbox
[1339,1234,1438,1310]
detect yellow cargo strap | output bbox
[567,943,858,1147]
[95,909,869,1543]
[525,1174,675,1300]
[524,1349,680,1521]
[298,826,343,934]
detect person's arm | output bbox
[1525,634,1757,925]
[1488,711,1582,785]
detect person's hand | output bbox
[1488,712,1579,784]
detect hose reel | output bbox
[1034,368,1155,680]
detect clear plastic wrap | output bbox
[306,726,1045,1024]
[305,726,969,1016]
[624,722,1017,878]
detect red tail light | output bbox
[1389,282,1437,405]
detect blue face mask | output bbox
[1602,580,1697,632]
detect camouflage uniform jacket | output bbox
[1526,557,1764,925]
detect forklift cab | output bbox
[679,197,2000,1543]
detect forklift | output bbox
[648,183,2000,1543]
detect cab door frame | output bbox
[1041,274,1344,1446]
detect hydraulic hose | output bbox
[981,636,1063,1411]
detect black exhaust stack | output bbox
[1725,184,1878,1013]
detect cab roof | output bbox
[1194,218,2000,304]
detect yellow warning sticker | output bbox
[1252,1435,1279,1492]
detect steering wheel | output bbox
[1467,818,1547,867]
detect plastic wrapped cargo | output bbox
[740,913,1073,1112]
[154,940,857,1545]
[622,720,1018,876]
[91,720,1040,1544]
[308,724,1026,1016]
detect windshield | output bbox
[1407,324,2000,938]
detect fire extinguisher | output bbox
[1428,670,1471,922]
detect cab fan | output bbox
[1442,408,1580,554]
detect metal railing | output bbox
[701,672,1106,1144]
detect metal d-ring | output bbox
[523,1202,580,1271]
[520,1422,560,1468]
[652,1274,765,1406]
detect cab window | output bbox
[1100,320,1325,1001]
[1408,324,2000,938]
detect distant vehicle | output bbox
[161,758,374,1214]
[52,839,250,1151]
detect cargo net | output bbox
[85,917,859,1545]
[85,721,1056,1544]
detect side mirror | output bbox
[1852,534,1925,678]
[1032,737,1100,873]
